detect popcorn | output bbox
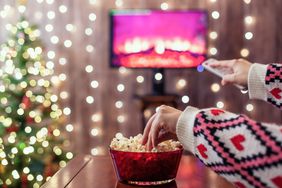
[110,133,182,152]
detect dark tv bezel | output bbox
[109,9,209,70]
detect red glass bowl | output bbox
[109,148,183,185]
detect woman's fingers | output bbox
[222,73,236,85]
[142,113,156,145]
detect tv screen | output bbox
[110,10,208,68]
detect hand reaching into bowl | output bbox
[142,105,182,150]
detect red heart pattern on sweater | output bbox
[211,109,225,116]
[271,176,282,188]
[197,144,208,159]
[270,88,282,99]
[231,134,246,151]
[234,182,246,188]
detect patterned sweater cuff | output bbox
[248,63,268,100]
[176,106,199,154]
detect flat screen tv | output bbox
[110,9,208,69]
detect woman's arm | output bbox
[177,107,282,188]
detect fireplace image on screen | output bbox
[110,9,208,94]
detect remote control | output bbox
[202,58,247,91]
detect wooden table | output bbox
[41,154,234,188]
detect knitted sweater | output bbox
[176,63,282,188]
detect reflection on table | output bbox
[42,154,234,188]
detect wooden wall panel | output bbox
[0,0,281,154]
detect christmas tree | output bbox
[0,13,72,188]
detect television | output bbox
[109,9,208,94]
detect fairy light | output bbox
[59,58,67,65]
[89,13,97,21]
[115,0,123,7]
[160,2,169,10]
[245,32,253,40]
[36,175,43,181]
[86,96,94,104]
[117,115,125,123]
[85,65,94,73]
[65,24,75,32]
[89,0,97,5]
[86,45,94,53]
[136,75,144,83]
[18,5,26,13]
[209,31,218,40]
[85,28,93,36]
[118,67,127,74]
[64,40,72,48]
[65,124,74,132]
[91,113,102,122]
[60,91,69,99]
[240,48,250,57]
[246,104,254,111]
[91,128,99,136]
[154,73,163,81]
[117,84,125,92]
[176,79,187,90]
[115,100,123,108]
[59,73,67,81]
[27,174,34,181]
[47,11,56,20]
[216,101,224,109]
[90,80,99,88]
[45,24,53,32]
[209,47,218,55]
[59,5,68,13]
[91,148,98,155]
[181,95,190,104]
[50,36,59,44]
[46,0,55,5]
[47,51,55,59]
[211,11,220,19]
[66,152,73,159]
[53,129,60,137]
[63,107,71,115]
[23,167,30,174]
[211,83,220,92]
[244,0,251,4]
[244,16,254,25]
[25,126,32,133]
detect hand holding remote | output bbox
[203,58,252,90]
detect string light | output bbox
[176,79,187,90]
[115,100,123,108]
[86,45,94,53]
[63,107,71,115]
[211,11,220,19]
[65,124,74,132]
[209,31,218,40]
[211,83,220,92]
[86,96,94,104]
[216,101,224,108]
[181,95,190,104]
[91,128,99,136]
[115,0,123,7]
[89,13,97,21]
[46,0,55,5]
[136,75,144,83]
[244,0,251,4]
[59,58,67,65]
[89,0,98,5]
[85,28,93,36]
[91,148,98,155]
[160,3,169,10]
[59,5,68,13]
[245,32,253,40]
[240,48,250,57]
[246,104,254,111]
[50,36,59,44]
[85,65,94,73]
[117,84,125,92]
[244,16,254,25]
[64,40,72,48]
[209,47,218,55]
[117,115,125,123]
[154,73,163,81]
[90,80,99,88]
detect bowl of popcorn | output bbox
[109,133,183,186]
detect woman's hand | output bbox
[141,105,182,150]
[209,58,252,87]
